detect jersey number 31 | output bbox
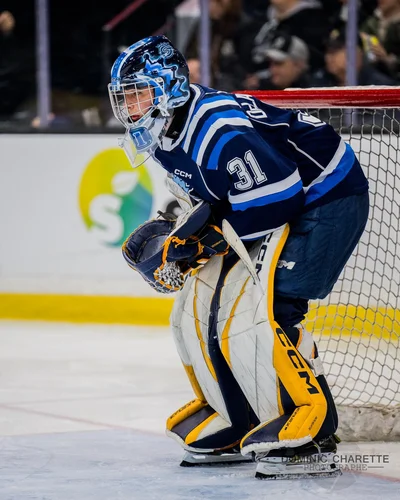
[227,150,267,190]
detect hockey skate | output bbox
[254,435,341,479]
[180,446,252,467]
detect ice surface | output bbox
[1,430,400,500]
[0,321,399,499]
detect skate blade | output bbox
[255,468,342,480]
[255,456,341,480]
[180,451,252,467]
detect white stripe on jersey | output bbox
[303,140,346,193]
[196,117,253,165]
[196,165,221,200]
[161,85,202,152]
[250,118,290,128]
[240,227,280,241]
[287,139,324,170]
[228,169,301,204]
[182,98,241,153]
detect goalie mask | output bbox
[108,35,191,168]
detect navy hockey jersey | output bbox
[155,85,368,241]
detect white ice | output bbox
[0,321,399,499]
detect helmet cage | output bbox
[108,75,168,128]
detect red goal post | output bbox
[242,86,400,108]
[243,86,400,441]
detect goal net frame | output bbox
[245,86,400,441]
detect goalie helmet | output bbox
[108,35,191,168]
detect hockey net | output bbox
[249,87,400,441]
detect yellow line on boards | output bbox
[0,293,399,340]
[0,293,174,325]
[306,304,400,341]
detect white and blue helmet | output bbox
[109,35,190,167]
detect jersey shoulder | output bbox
[180,85,254,169]
[232,93,295,127]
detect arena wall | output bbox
[0,134,175,323]
[0,133,393,327]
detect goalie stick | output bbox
[221,219,265,295]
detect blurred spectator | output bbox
[42,1,176,126]
[329,0,377,30]
[361,0,400,80]
[250,0,330,73]
[310,27,397,87]
[242,0,269,19]
[0,9,14,34]
[12,88,104,129]
[244,32,311,90]
[184,0,244,91]
[187,58,202,84]
[0,9,35,120]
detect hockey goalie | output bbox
[109,35,369,479]
[122,198,340,480]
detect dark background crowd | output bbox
[1,0,400,129]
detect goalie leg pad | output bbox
[214,225,331,455]
[239,325,328,456]
[282,325,338,441]
[239,324,338,456]
[166,398,249,452]
[168,269,254,452]
[170,256,256,428]
[170,224,335,458]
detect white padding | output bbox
[296,325,314,361]
[170,256,232,424]
[165,430,215,453]
[216,227,288,423]
[196,414,232,442]
[170,274,196,366]
[165,174,194,211]
[170,225,289,427]
[295,324,324,376]
[241,435,312,457]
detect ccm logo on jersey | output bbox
[174,169,192,179]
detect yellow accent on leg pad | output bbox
[278,405,325,442]
[166,399,207,431]
[273,325,327,441]
[185,413,219,445]
[167,400,240,451]
[182,364,206,402]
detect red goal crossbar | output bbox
[241,87,400,108]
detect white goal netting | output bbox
[254,88,400,441]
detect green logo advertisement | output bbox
[79,148,153,246]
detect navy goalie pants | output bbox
[273,192,370,328]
